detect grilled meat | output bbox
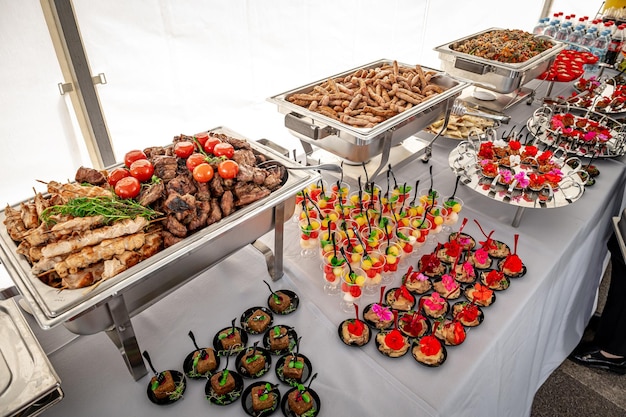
[54,232,146,278]
[75,166,107,186]
[138,181,165,207]
[152,155,178,181]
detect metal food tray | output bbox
[268,59,469,165]
[435,28,565,94]
[0,298,63,417]
[448,139,586,227]
[527,104,626,158]
[0,127,320,331]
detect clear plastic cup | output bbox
[321,252,347,295]
[360,251,386,295]
[298,218,321,258]
[340,267,366,313]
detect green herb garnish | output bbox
[40,196,161,225]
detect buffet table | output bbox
[11,79,626,417]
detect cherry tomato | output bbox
[114,176,141,199]
[194,132,209,147]
[129,159,155,182]
[107,167,131,187]
[213,142,235,158]
[192,163,214,183]
[174,141,195,158]
[203,137,222,154]
[124,149,147,168]
[186,153,207,171]
[218,159,239,179]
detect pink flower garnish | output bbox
[371,303,392,321]
[442,274,457,292]
[424,292,445,311]
[498,169,512,183]
[582,131,597,142]
[462,261,475,277]
[548,168,563,177]
[415,272,429,282]
[551,118,564,130]
[458,236,471,247]
[513,172,529,188]
[474,248,489,264]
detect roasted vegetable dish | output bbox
[450,29,553,64]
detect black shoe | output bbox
[571,349,626,375]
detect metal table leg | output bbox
[512,206,525,228]
[252,201,286,281]
[104,294,147,380]
[422,100,453,163]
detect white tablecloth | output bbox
[27,82,626,417]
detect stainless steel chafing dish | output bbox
[268,59,470,176]
[0,126,321,380]
[0,298,63,416]
[435,28,566,94]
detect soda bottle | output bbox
[606,24,625,65]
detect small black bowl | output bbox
[204,370,244,406]
[262,325,298,356]
[338,319,371,347]
[275,353,313,387]
[448,232,476,251]
[267,290,299,315]
[240,381,281,417]
[411,337,447,368]
[240,306,274,335]
[384,287,416,312]
[183,348,220,379]
[236,346,272,379]
[397,311,431,339]
[374,329,411,358]
[451,301,484,327]
[280,386,321,417]
[146,370,187,405]
[479,270,511,291]
[463,284,497,307]
[497,258,527,278]
[361,303,394,330]
[213,326,249,356]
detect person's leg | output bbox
[570,233,626,374]
[594,233,626,357]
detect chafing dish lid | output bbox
[0,298,61,416]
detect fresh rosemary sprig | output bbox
[40,196,162,225]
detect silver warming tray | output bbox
[268,59,469,164]
[435,28,565,94]
[0,127,319,331]
[0,298,63,416]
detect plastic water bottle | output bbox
[543,20,560,38]
[581,28,599,74]
[554,22,572,41]
[606,24,625,65]
[592,30,610,64]
[533,17,549,35]
[567,25,586,51]
[581,27,598,51]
